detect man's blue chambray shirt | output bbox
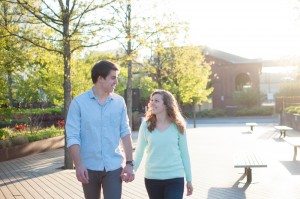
[66,88,131,171]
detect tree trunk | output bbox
[62,8,73,169]
[126,1,133,129]
[7,69,13,106]
[193,103,197,128]
[127,59,133,129]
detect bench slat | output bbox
[234,153,267,168]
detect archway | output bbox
[235,73,251,91]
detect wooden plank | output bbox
[284,137,300,147]
[29,171,68,199]
[43,172,82,199]
[19,171,54,199]
[10,171,42,199]
[0,172,15,199]
[274,126,293,131]
[2,170,33,199]
[0,188,5,199]
[234,153,267,168]
[0,170,23,198]
[52,172,84,198]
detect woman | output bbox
[133,89,193,199]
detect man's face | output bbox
[99,70,119,93]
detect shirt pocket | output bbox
[103,112,122,127]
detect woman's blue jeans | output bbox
[145,177,184,199]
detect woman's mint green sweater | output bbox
[133,120,192,182]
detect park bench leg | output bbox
[280,130,283,137]
[245,168,252,182]
[294,146,298,160]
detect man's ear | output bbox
[98,76,104,81]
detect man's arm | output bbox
[121,134,135,182]
[69,144,89,184]
[121,134,133,161]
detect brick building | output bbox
[204,48,262,109]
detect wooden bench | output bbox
[274,126,293,138]
[283,137,300,160]
[246,123,258,132]
[234,152,267,183]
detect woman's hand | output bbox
[186,181,193,196]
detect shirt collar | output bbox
[88,88,114,101]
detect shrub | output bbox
[183,109,225,118]
[11,136,29,146]
[24,126,64,142]
[14,123,27,131]
[57,120,65,128]
[233,89,261,108]
[234,106,274,116]
[285,106,300,114]
[200,109,225,118]
[0,139,12,149]
[0,125,64,148]
[0,128,9,140]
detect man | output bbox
[66,60,134,199]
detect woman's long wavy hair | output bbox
[145,90,186,134]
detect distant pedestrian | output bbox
[134,89,193,199]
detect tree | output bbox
[2,0,117,169]
[73,50,122,97]
[16,48,64,105]
[146,46,213,127]
[110,0,186,127]
[0,2,31,106]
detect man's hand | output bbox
[75,164,89,184]
[121,164,135,183]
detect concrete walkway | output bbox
[1,117,300,198]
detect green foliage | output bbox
[199,109,225,118]
[15,49,64,105]
[0,107,62,129]
[234,106,274,116]
[0,128,9,140]
[11,135,29,146]
[114,66,128,98]
[143,45,213,106]
[0,126,64,146]
[72,51,119,96]
[138,76,157,100]
[184,108,225,118]
[0,107,15,120]
[24,126,63,142]
[233,88,261,108]
[12,107,62,115]
[277,82,300,97]
[285,106,300,114]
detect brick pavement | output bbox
[1,122,300,198]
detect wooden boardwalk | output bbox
[1,123,300,198]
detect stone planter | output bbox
[0,135,64,162]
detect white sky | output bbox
[157,0,300,60]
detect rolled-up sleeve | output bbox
[66,100,81,148]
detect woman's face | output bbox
[150,93,166,115]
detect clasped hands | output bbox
[121,164,135,183]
